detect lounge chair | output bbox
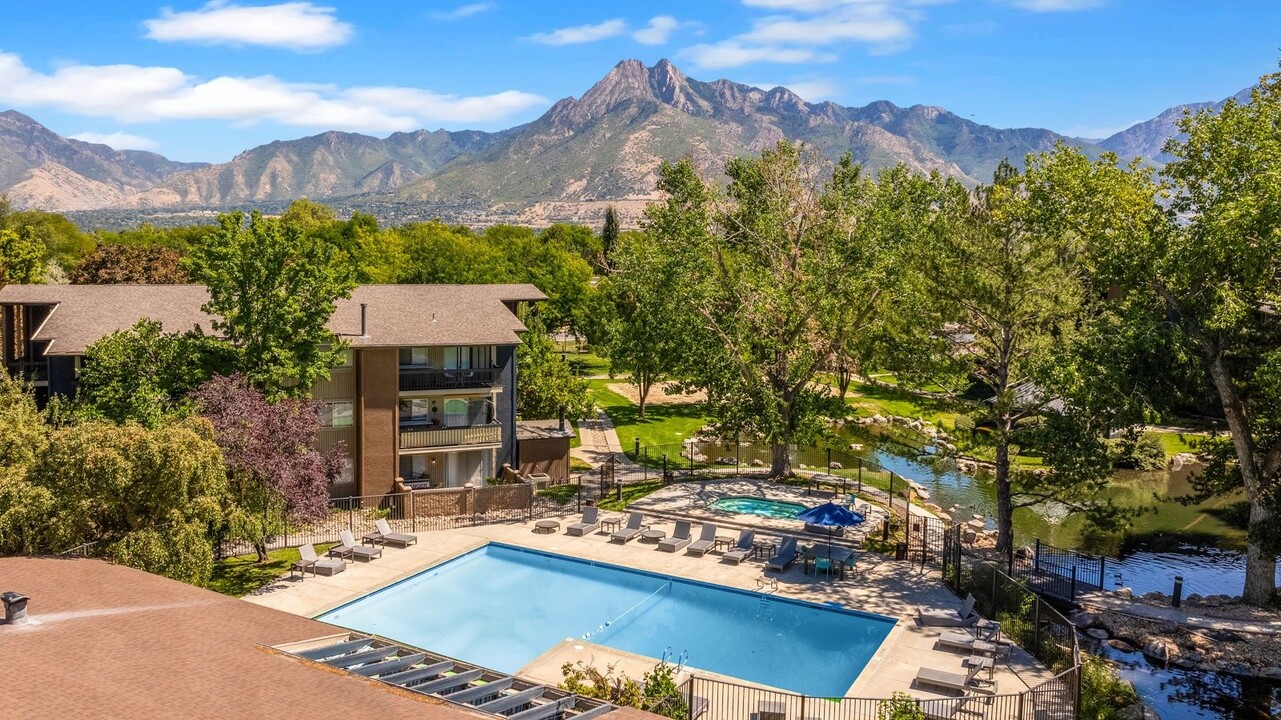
[765,537,799,571]
[936,626,1004,653]
[340,529,382,562]
[915,665,988,695]
[686,523,718,556]
[297,544,345,577]
[722,529,756,564]
[567,507,600,536]
[610,512,646,543]
[805,523,844,537]
[364,518,418,547]
[658,521,693,552]
[918,593,978,627]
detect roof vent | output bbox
[2,591,29,625]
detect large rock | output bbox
[1142,638,1180,663]
[1069,611,1101,629]
[1260,667,1281,679]
[1085,628,1110,640]
[1108,639,1136,653]
[1119,703,1162,720]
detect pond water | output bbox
[833,428,1281,599]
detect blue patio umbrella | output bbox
[795,501,865,552]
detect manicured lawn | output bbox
[537,483,583,505]
[207,543,334,597]
[842,378,964,429]
[570,456,594,472]
[1152,430,1204,456]
[566,352,611,377]
[588,379,710,454]
[597,479,666,511]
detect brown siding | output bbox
[358,348,398,497]
[517,437,571,482]
[312,366,355,400]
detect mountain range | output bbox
[0,59,1252,225]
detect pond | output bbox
[834,427,1281,600]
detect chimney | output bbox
[558,406,565,432]
[359,303,367,337]
[2,591,29,625]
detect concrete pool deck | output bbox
[247,514,1057,702]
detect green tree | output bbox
[279,197,337,230]
[648,143,896,476]
[1,209,93,272]
[69,243,188,284]
[76,319,237,426]
[601,205,620,270]
[597,231,694,417]
[22,417,229,584]
[0,227,45,285]
[185,210,356,398]
[1152,71,1281,604]
[517,315,592,420]
[904,159,1112,554]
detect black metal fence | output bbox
[1007,539,1106,603]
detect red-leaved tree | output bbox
[194,374,343,562]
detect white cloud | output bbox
[68,131,160,151]
[525,19,627,46]
[632,16,682,45]
[143,1,354,51]
[747,78,839,101]
[742,8,914,46]
[0,50,548,131]
[432,3,494,21]
[1008,0,1105,10]
[683,41,835,70]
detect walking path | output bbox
[570,410,627,468]
[1079,591,1281,636]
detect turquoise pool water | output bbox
[709,496,808,520]
[317,544,895,697]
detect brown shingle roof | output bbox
[0,557,485,720]
[0,283,547,355]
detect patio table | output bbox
[600,517,622,534]
[639,529,667,543]
[751,539,778,561]
[803,545,854,579]
[713,536,735,553]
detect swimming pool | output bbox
[709,496,807,520]
[318,544,895,697]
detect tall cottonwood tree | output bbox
[647,142,898,476]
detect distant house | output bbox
[0,283,547,498]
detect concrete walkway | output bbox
[571,410,627,469]
[1080,591,1281,636]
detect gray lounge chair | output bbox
[686,523,718,556]
[765,537,798,571]
[722,529,756,564]
[610,512,645,543]
[567,507,600,536]
[936,623,1004,653]
[297,544,345,577]
[364,518,417,547]
[918,593,978,627]
[915,664,988,695]
[658,521,693,552]
[340,529,382,562]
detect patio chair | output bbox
[914,665,988,695]
[298,544,345,577]
[721,529,756,564]
[364,518,418,548]
[567,507,600,536]
[917,593,978,627]
[765,537,799,571]
[658,521,693,552]
[610,512,646,543]
[340,529,382,562]
[686,523,719,556]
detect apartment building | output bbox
[0,283,546,498]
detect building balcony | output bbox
[399,366,500,392]
[399,423,502,450]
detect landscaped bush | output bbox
[1107,429,1166,470]
[560,661,689,720]
[1077,654,1139,720]
[876,692,925,720]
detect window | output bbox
[399,454,430,480]
[398,398,433,425]
[320,400,353,428]
[442,397,491,427]
[443,398,469,427]
[399,347,429,366]
[442,346,494,370]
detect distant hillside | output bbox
[0,111,205,211]
[0,59,1251,224]
[1099,86,1253,162]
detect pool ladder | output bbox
[755,577,778,595]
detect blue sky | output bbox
[1,1,1276,162]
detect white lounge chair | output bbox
[658,521,693,552]
[611,512,646,543]
[915,664,989,695]
[722,529,756,564]
[296,543,345,577]
[567,507,600,536]
[918,593,978,627]
[339,529,382,562]
[364,518,418,547]
[686,523,718,556]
